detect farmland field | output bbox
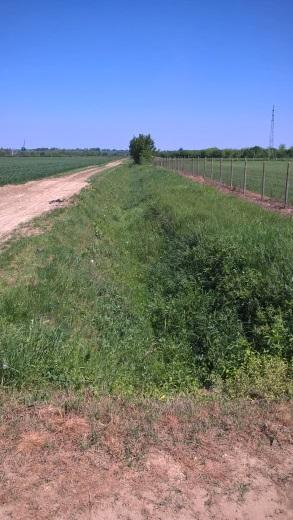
[164,157,293,205]
[0,163,292,397]
[0,155,115,186]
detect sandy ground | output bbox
[0,160,123,242]
[0,396,292,519]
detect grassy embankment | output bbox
[181,158,293,204]
[0,156,116,186]
[0,163,292,397]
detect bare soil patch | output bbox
[0,160,123,243]
[180,171,293,216]
[0,395,292,519]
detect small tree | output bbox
[129,134,155,164]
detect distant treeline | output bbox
[157,145,293,159]
[0,147,128,157]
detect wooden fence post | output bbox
[284,162,290,207]
[243,159,247,193]
[230,158,234,188]
[197,156,199,176]
[192,158,195,176]
[220,158,223,183]
[204,157,206,178]
[211,158,214,180]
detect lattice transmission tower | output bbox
[269,105,275,150]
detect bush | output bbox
[144,202,293,389]
[222,352,293,398]
[129,134,155,164]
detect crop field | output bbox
[0,163,292,397]
[159,157,293,205]
[0,155,114,185]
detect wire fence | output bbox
[154,157,292,207]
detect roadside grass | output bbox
[182,158,293,204]
[0,155,116,185]
[0,163,292,397]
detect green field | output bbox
[0,164,292,397]
[0,156,115,186]
[167,158,293,205]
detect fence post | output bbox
[211,158,214,180]
[197,156,199,175]
[284,162,290,207]
[243,159,247,193]
[261,161,266,200]
[230,158,234,188]
[204,157,206,178]
[192,157,195,176]
[220,158,223,183]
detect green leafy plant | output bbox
[129,134,155,164]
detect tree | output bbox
[129,134,155,164]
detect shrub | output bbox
[129,134,155,164]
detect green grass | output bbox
[180,158,293,204]
[0,156,115,185]
[0,164,292,396]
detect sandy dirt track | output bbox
[0,398,292,520]
[0,160,123,242]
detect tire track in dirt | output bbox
[0,160,124,242]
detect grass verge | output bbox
[0,164,292,397]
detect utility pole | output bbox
[269,105,275,157]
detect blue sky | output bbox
[1,0,292,149]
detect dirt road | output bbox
[0,396,292,519]
[0,159,123,242]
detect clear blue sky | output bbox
[1,0,292,150]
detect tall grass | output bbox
[0,164,292,396]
